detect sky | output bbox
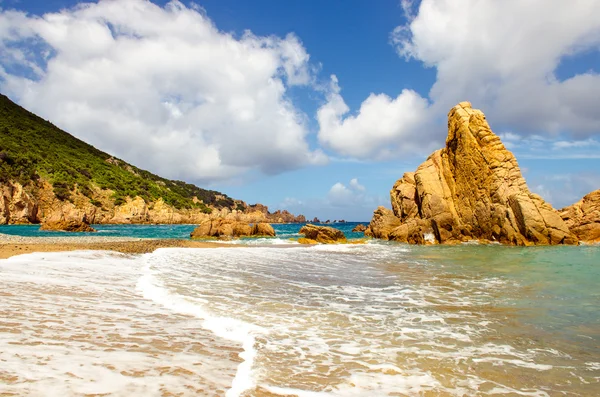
[0,0,599,221]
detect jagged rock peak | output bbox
[367,102,578,246]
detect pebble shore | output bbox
[0,233,227,259]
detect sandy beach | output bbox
[0,233,228,259]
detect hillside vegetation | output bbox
[0,94,235,212]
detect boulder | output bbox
[190,219,276,239]
[368,102,578,246]
[40,218,96,232]
[252,223,276,236]
[299,224,346,244]
[364,207,403,239]
[560,189,600,243]
[352,224,367,232]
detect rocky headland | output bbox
[366,102,597,245]
[0,179,305,228]
[0,93,306,230]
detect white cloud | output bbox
[349,178,365,191]
[327,178,370,206]
[553,138,599,150]
[530,173,600,209]
[494,134,600,159]
[279,178,387,221]
[317,75,437,159]
[316,1,600,161]
[391,0,600,137]
[0,0,326,183]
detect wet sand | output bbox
[0,233,228,259]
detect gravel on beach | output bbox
[0,233,227,259]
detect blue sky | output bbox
[1,0,599,221]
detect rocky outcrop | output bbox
[111,196,149,223]
[251,222,276,237]
[299,224,346,244]
[560,190,600,243]
[40,220,96,232]
[368,102,578,246]
[190,220,275,239]
[40,214,96,232]
[0,179,307,226]
[0,182,38,224]
[244,204,306,223]
[352,224,367,232]
[269,210,306,223]
[364,207,402,239]
[365,207,434,244]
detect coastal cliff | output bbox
[0,178,305,226]
[0,94,305,225]
[366,102,581,246]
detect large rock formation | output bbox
[0,181,307,226]
[40,219,96,232]
[190,219,275,239]
[368,102,578,246]
[0,182,38,224]
[560,190,600,243]
[299,224,347,244]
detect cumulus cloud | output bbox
[317,75,437,159]
[279,178,386,220]
[530,172,600,209]
[317,0,600,161]
[0,0,326,183]
[348,178,365,191]
[391,0,600,137]
[327,178,371,207]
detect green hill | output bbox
[0,93,236,212]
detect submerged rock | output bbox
[299,224,346,244]
[368,102,578,246]
[560,189,600,243]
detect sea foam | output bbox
[137,248,267,397]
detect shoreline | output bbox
[0,233,230,259]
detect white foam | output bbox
[3,245,594,396]
[136,251,266,397]
[0,250,239,396]
[216,237,300,245]
[424,232,436,243]
[586,362,600,371]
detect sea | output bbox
[0,222,599,396]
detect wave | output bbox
[136,250,266,397]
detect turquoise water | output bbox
[0,222,367,240]
[1,225,599,395]
[409,244,600,358]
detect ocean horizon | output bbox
[1,224,599,396]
